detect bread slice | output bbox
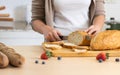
[42,41,89,51]
[44,41,64,45]
[72,49,87,53]
[44,44,62,50]
[90,30,120,50]
[75,46,90,50]
[62,42,78,49]
[68,31,91,46]
[42,42,62,50]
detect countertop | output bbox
[0,46,120,75]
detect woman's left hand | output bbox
[85,25,102,35]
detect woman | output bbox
[31,0,105,42]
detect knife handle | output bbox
[59,36,64,40]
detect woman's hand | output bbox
[42,25,62,42]
[85,25,102,35]
[85,15,105,35]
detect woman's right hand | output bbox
[42,25,62,42]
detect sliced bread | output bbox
[68,31,91,46]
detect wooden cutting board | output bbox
[43,46,120,57]
[42,41,120,57]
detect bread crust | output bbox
[91,30,120,50]
[0,43,25,67]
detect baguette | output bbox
[0,52,9,68]
[0,43,25,67]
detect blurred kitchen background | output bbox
[0,0,120,45]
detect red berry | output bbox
[96,52,106,61]
[41,52,48,60]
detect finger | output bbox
[92,32,97,36]
[85,26,94,33]
[85,28,92,34]
[56,30,63,40]
[84,28,89,32]
[88,29,96,35]
[44,35,50,42]
[48,33,56,42]
[93,30,100,36]
[53,30,61,41]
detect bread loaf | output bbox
[68,31,91,46]
[90,30,120,50]
[0,52,9,68]
[0,43,25,67]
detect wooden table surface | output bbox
[0,46,120,75]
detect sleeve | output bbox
[31,0,46,23]
[95,0,105,16]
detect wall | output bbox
[105,0,120,21]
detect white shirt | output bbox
[53,0,91,35]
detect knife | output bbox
[59,35,91,40]
[59,36,68,40]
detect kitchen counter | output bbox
[0,46,120,75]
